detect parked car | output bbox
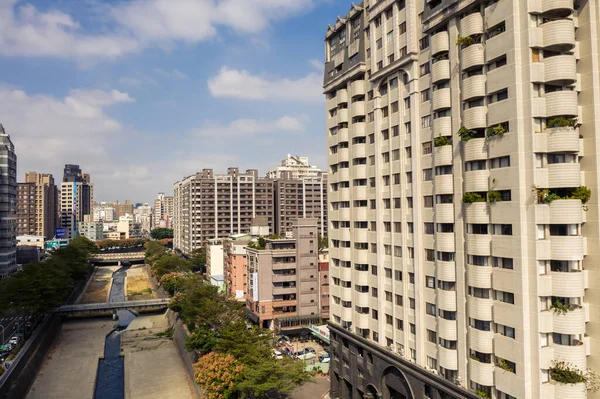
[297,352,317,361]
[318,351,330,362]
[305,347,316,354]
[273,349,283,360]
[8,337,19,346]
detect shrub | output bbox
[194,353,245,399]
[457,126,475,142]
[547,116,578,129]
[462,192,486,203]
[551,300,576,314]
[457,36,475,47]
[434,135,452,147]
[550,360,586,384]
[434,53,448,62]
[486,124,506,139]
[476,390,490,399]
[486,190,502,203]
[571,186,592,204]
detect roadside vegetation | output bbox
[150,227,174,240]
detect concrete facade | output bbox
[79,221,104,242]
[153,193,173,229]
[206,240,224,281]
[224,235,251,300]
[0,125,17,277]
[17,172,58,240]
[324,1,600,398]
[245,219,321,330]
[267,154,323,180]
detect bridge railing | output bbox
[55,298,169,313]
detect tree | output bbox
[194,353,245,399]
[145,241,167,264]
[151,254,191,279]
[213,322,273,367]
[237,357,314,398]
[160,272,186,295]
[189,247,206,273]
[150,228,174,240]
[70,236,99,254]
[318,235,328,251]
[185,327,218,354]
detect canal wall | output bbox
[166,309,202,399]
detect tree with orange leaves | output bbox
[194,352,245,399]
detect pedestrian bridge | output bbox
[55,299,169,314]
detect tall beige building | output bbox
[325,1,600,399]
[17,172,58,239]
[153,193,174,228]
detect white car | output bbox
[297,352,317,361]
[8,337,18,346]
[273,350,283,360]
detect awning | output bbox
[308,323,330,344]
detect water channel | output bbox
[94,265,136,399]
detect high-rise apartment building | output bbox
[134,203,153,233]
[153,193,174,228]
[267,154,323,179]
[0,125,17,277]
[93,202,116,222]
[245,219,321,330]
[173,168,274,254]
[325,1,600,398]
[113,200,134,219]
[274,171,328,237]
[60,164,92,239]
[17,172,58,239]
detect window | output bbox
[405,147,412,158]
[421,115,431,128]
[394,222,401,233]
[426,303,436,315]
[419,36,429,50]
[376,38,382,49]
[426,276,435,288]
[420,62,430,76]
[371,265,378,275]
[385,291,393,302]
[388,54,395,64]
[385,268,392,278]
[396,318,404,330]
[435,165,452,175]
[394,246,402,258]
[495,290,515,304]
[424,196,433,208]
[423,168,433,181]
[424,222,434,235]
[405,122,411,134]
[394,270,402,281]
[399,22,406,34]
[393,198,401,208]
[391,101,399,113]
[407,222,413,233]
[489,88,509,103]
[392,125,399,136]
[437,251,454,262]
[427,330,437,343]
[399,46,407,58]
[409,273,415,284]
[425,249,435,261]
[467,224,488,234]
[372,287,378,297]
[372,309,378,320]
[382,106,389,117]
[488,55,507,70]
[409,298,415,309]
[387,30,394,43]
[422,142,432,154]
[488,21,506,38]
[490,156,510,169]
[497,323,516,339]
[389,77,398,88]
[395,294,403,306]
[403,97,410,109]
[421,89,430,102]
[492,224,513,235]
[377,61,383,70]
[492,257,514,270]
[465,160,486,171]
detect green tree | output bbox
[189,247,206,273]
[145,241,167,264]
[151,254,191,279]
[186,327,218,354]
[238,357,314,398]
[318,235,328,251]
[70,236,99,254]
[150,228,174,240]
[160,272,186,295]
[213,322,273,366]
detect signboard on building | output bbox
[55,228,67,239]
[251,272,258,302]
[45,239,69,250]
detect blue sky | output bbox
[0,0,351,203]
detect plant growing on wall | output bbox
[434,135,452,147]
[462,192,486,203]
[457,126,476,142]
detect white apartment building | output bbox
[325,1,600,399]
[267,154,323,179]
[79,220,104,242]
[93,203,116,222]
[153,192,174,228]
[134,203,153,233]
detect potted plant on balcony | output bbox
[550,300,576,314]
[497,358,515,373]
[457,126,476,142]
[486,190,502,204]
[549,360,599,392]
[571,186,592,204]
[486,124,506,140]
[476,390,490,399]
[456,35,475,47]
[434,134,452,147]
[462,192,486,204]
[547,116,578,129]
[433,53,448,63]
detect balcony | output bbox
[438,346,458,370]
[469,359,494,386]
[352,122,366,138]
[542,19,576,51]
[339,265,351,281]
[545,55,577,85]
[551,270,586,297]
[467,264,492,288]
[353,164,367,179]
[351,80,365,96]
[337,108,349,124]
[461,44,485,71]
[435,232,455,253]
[469,327,493,353]
[341,306,353,321]
[463,106,487,130]
[434,174,454,195]
[462,75,486,101]
[467,296,493,320]
[338,127,349,142]
[435,203,454,224]
[438,318,457,341]
[436,260,457,282]
[355,312,370,329]
[433,116,452,136]
[553,306,586,335]
[535,199,584,224]
[546,90,578,117]
[549,235,584,261]
[546,127,579,153]
[354,249,369,264]
[434,144,453,166]
[552,340,586,370]
[272,286,297,295]
[464,202,490,224]
[356,291,370,307]
[353,228,368,243]
[431,60,450,83]
[463,137,487,161]
[431,31,450,55]
[553,382,586,399]
[353,143,367,158]
[547,162,581,188]
[464,170,489,192]
[337,89,348,104]
[460,13,484,37]
[542,0,574,17]
[272,274,297,283]
[437,289,457,311]
[432,88,451,110]
[351,101,366,117]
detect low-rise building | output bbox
[224,234,251,301]
[206,239,224,282]
[79,221,104,242]
[16,235,45,248]
[245,218,320,331]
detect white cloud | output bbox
[207,66,323,102]
[194,115,305,137]
[154,68,189,79]
[0,0,139,61]
[118,75,158,87]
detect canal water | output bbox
[94,266,136,399]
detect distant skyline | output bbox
[0,0,353,203]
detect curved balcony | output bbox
[545,55,577,85]
[434,144,453,166]
[353,164,367,179]
[431,31,450,55]
[547,199,584,224]
[338,168,350,182]
[435,232,456,253]
[460,13,484,37]
[337,108,349,124]
[551,270,585,298]
[351,80,366,96]
[356,291,370,307]
[353,143,367,158]
[546,127,579,153]
[341,286,352,300]
[438,347,458,370]
[553,382,586,399]
[352,122,366,138]
[547,162,581,188]
[469,327,493,353]
[463,106,487,130]
[353,228,368,243]
[339,228,351,242]
[339,247,352,262]
[434,174,454,194]
[355,311,370,329]
[469,360,494,386]
[546,90,578,117]
[340,305,353,321]
[542,19,576,52]
[464,203,490,224]
[338,127,349,142]
[463,138,487,161]
[467,264,492,288]
[354,249,369,264]
[432,88,451,111]
[351,101,366,117]
[339,207,350,221]
[437,289,457,311]
[436,260,457,282]
[339,266,352,282]
[552,341,587,370]
[354,269,369,286]
[553,306,586,335]
[431,60,450,83]
[464,170,489,192]
[461,44,485,71]
[542,0,574,17]
[354,207,367,220]
[438,318,457,340]
[549,235,584,261]
[462,75,486,101]
[468,296,493,320]
[433,116,452,136]
[435,203,454,224]
[337,89,348,104]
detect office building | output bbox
[60,164,92,239]
[0,125,17,277]
[325,1,600,398]
[245,219,321,331]
[79,220,104,242]
[267,154,323,180]
[17,172,58,240]
[274,171,328,237]
[173,168,274,254]
[154,193,174,229]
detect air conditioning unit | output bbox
[430,369,438,375]
[387,345,394,352]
